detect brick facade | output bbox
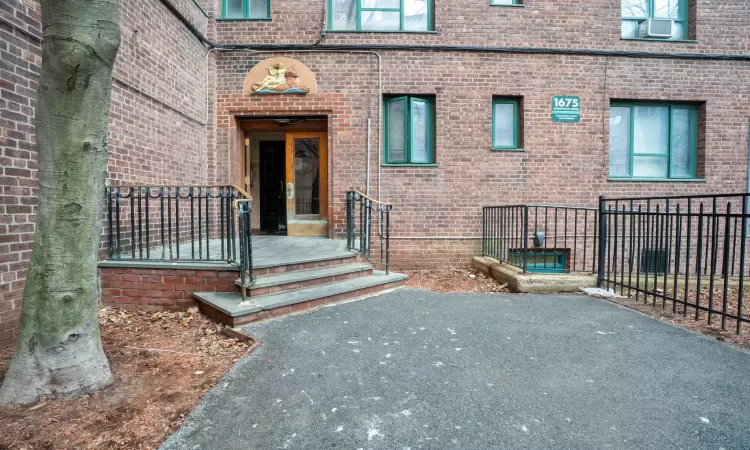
[99,266,237,311]
[2,0,750,347]
[0,0,212,348]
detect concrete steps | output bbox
[195,252,406,326]
[237,262,374,296]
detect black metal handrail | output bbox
[235,198,254,302]
[346,190,392,274]
[482,204,599,274]
[599,193,750,334]
[105,184,255,300]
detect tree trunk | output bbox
[0,0,121,405]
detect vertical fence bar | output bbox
[684,200,692,317]
[673,204,682,314]
[597,196,606,288]
[145,187,150,260]
[696,203,704,321]
[107,187,114,259]
[738,195,748,334]
[721,203,732,330]
[115,188,121,259]
[523,206,529,273]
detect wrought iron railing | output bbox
[346,190,392,274]
[482,205,600,273]
[599,193,750,334]
[105,185,255,291]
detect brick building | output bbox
[1,0,750,347]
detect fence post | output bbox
[523,206,529,273]
[597,195,607,288]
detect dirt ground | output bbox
[0,307,252,450]
[403,266,509,293]
[604,284,750,350]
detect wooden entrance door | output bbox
[285,132,328,236]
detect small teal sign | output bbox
[552,96,581,123]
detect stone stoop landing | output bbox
[194,255,407,327]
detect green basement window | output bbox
[222,0,270,19]
[384,96,435,164]
[509,250,567,274]
[609,102,698,180]
[329,0,433,31]
[490,0,523,5]
[492,98,521,150]
[621,0,688,40]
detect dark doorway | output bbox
[259,141,287,235]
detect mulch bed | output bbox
[607,285,750,350]
[403,266,509,294]
[0,307,252,450]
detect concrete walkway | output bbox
[161,289,750,450]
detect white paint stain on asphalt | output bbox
[434,361,444,367]
[447,328,457,335]
[281,368,295,377]
[700,417,710,424]
[334,426,343,432]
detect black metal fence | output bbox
[346,190,391,274]
[482,205,600,273]
[105,185,246,262]
[599,194,750,334]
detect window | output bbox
[609,102,697,179]
[509,250,567,274]
[222,0,270,19]
[329,0,432,32]
[621,0,687,40]
[490,0,522,5]
[492,98,521,150]
[384,96,435,164]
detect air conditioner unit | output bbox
[639,18,674,39]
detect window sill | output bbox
[621,38,699,44]
[381,163,439,167]
[216,17,272,21]
[608,177,706,183]
[325,30,438,34]
[489,3,526,7]
[492,148,525,152]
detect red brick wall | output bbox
[0,0,42,349]
[0,0,212,348]
[213,51,750,269]
[100,266,236,312]
[209,0,750,54]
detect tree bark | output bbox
[0,0,121,405]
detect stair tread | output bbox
[253,250,356,270]
[195,271,406,317]
[237,262,373,289]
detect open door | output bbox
[285,131,328,236]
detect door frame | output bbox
[258,140,287,235]
[285,131,328,236]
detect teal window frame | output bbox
[621,0,688,40]
[492,97,520,150]
[490,0,523,5]
[328,0,434,32]
[509,250,566,274]
[221,0,271,19]
[384,96,435,164]
[609,101,698,180]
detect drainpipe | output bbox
[366,117,371,196]
[746,118,750,232]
